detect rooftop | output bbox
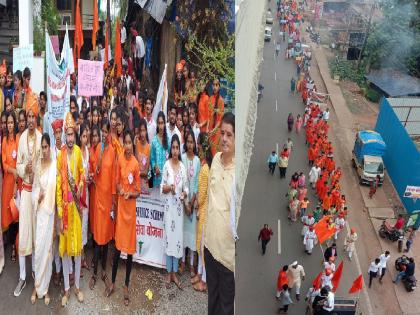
[365,69,420,98]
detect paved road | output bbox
[236,3,372,314]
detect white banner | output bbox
[46,26,73,121]
[13,44,34,73]
[152,64,168,122]
[133,188,166,268]
[404,186,420,199]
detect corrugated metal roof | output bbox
[387,98,420,108]
[386,98,420,135]
[365,69,420,97]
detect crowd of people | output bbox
[0,27,236,313]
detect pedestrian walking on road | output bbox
[287,113,294,132]
[309,164,321,189]
[295,114,303,133]
[285,138,293,154]
[289,196,300,222]
[278,154,289,178]
[324,243,337,262]
[276,43,281,57]
[368,175,381,198]
[368,258,381,288]
[299,197,309,217]
[321,268,334,290]
[277,265,289,298]
[258,224,273,255]
[278,284,293,313]
[287,261,305,300]
[303,226,317,254]
[305,284,320,315]
[404,227,417,253]
[323,256,336,272]
[333,212,346,240]
[344,228,358,261]
[290,78,296,95]
[379,251,390,283]
[267,150,279,175]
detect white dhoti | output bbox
[19,189,36,257]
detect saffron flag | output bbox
[152,64,168,122]
[104,16,109,69]
[114,18,122,77]
[314,215,336,244]
[313,271,323,290]
[348,274,364,294]
[331,261,344,292]
[92,0,99,50]
[74,0,84,68]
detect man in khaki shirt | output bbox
[204,112,236,315]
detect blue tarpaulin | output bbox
[354,130,386,160]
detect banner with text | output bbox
[13,44,34,73]
[77,59,104,97]
[133,188,166,268]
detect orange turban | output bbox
[65,112,75,132]
[25,91,39,118]
[176,62,184,72]
[0,59,6,76]
[52,119,64,132]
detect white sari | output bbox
[32,159,57,298]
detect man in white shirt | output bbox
[120,65,131,92]
[121,21,126,45]
[287,261,306,300]
[379,251,391,283]
[166,103,182,144]
[323,290,335,312]
[368,258,381,288]
[323,108,330,121]
[145,97,156,142]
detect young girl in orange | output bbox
[105,130,140,306]
[135,118,150,194]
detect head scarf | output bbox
[65,112,75,132]
[52,119,64,132]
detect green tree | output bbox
[33,0,61,53]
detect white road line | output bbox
[275,72,277,81]
[276,142,279,155]
[278,219,281,254]
[275,99,278,111]
[345,221,374,315]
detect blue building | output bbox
[375,98,420,224]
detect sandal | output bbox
[44,294,50,306]
[30,289,36,304]
[102,273,111,289]
[104,284,115,298]
[173,278,183,291]
[61,291,70,307]
[74,288,84,303]
[191,275,200,285]
[123,286,130,306]
[81,259,90,271]
[53,272,61,286]
[89,275,97,290]
[193,281,207,292]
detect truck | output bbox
[352,130,386,185]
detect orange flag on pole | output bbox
[92,0,99,50]
[104,16,109,70]
[74,0,84,68]
[348,274,364,294]
[114,18,122,77]
[313,271,323,290]
[331,261,344,292]
[314,215,336,244]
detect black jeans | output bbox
[93,242,109,275]
[380,268,386,280]
[269,162,276,175]
[111,248,133,287]
[262,239,270,255]
[7,222,18,246]
[279,167,287,178]
[205,247,234,315]
[369,271,377,287]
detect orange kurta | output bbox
[198,93,209,133]
[136,141,150,193]
[115,154,140,254]
[1,135,19,230]
[94,144,116,245]
[89,144,100,234]
[208,94,225,156]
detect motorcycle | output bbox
[378,219,403,242]
[257,84,264,103]
[395,255,417,292]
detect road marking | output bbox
[344,222,374,315]
[275,72,277,81]
[275,99,278,111]
[278,219,281,254]
[276,142,279,155]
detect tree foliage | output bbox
[362,0,420,77]
[33,0,61,52]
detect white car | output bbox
[266,10,274,24]
[264,27,272,42]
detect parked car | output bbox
[266,10,274,24]
[264,27,272,42]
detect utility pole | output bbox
[357,1,375,70]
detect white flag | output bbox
[152,64,168,122]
